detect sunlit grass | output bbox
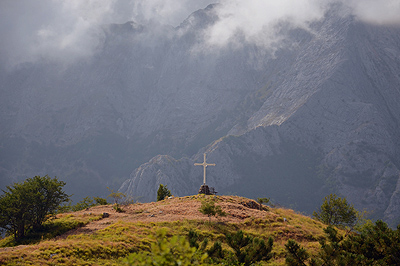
[0,195,337,266]
[0,213,103,248]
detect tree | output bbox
[199,198,225,222]
[342,220,400,265]
[313,194,357,228]
[0,175,69,241]
[107,187,126,204]
[257,197,270,210]
[157,184,172,201]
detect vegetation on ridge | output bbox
[0,194,328,265]
[0,176,399,265]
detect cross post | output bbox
[194,153,215,185]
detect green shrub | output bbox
[124,229,207,265]
[226,230,274,266]
[199,198,226,222]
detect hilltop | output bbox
[0,195,330,265]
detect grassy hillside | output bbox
[0,195,333,265]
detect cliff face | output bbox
[120,8,400,225]
[1,4,400,224]
[0,5,272,199]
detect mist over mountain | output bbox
[1,1,400,224]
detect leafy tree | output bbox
[0,175,69,241]
[226,230,274,266]
[107,187,126,204]
[313,194,357,228]
[157,184,172,201]
[125,229,207,265]
[199,198,225,222]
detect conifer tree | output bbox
[157,184,172,201]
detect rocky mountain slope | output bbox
[0,4,267,198]
[1,4,400,225]
[120,6,400,225]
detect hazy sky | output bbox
[0,0,399,68]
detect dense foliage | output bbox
[285,220,400,265]
[0,175,69,241]
[125,229,207,266]
[187,228,274,265]
[226,230,274,266]
[313,194,357,228]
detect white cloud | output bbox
[0,0,216,67]
[203,0,327,49]
[347,0,400,25]
[0,0,121,67]
[0,0,399,68]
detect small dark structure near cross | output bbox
[198,185,218,195]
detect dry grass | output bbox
[0,195,335,265]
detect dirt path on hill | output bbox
[0,196,277,253]
[57,196,275,238]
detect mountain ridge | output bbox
[1,4,400,224]
[120,6,400,225]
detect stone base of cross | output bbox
[198,184,211,195]
[198,184,217,195]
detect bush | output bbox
[125,229,207,265]
[226,230,274,266]
[62,196,109,212]
[199,198,226,222]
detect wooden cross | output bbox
[194,153,216,185]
